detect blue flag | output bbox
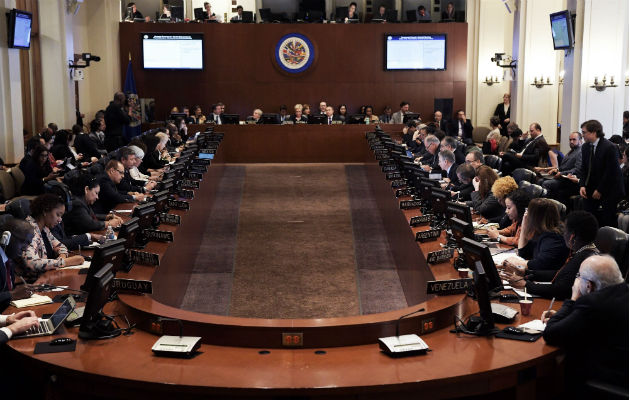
[123,60,142,140]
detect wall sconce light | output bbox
[625,76,629,86]
[531,76,552,88]
[559,70,565,85]
[590,75,617,91]
[483,76,500,86]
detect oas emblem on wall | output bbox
[275,33,314,74]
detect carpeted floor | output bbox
[180,164,408,319]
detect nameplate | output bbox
[366,132,376,140]
[187,172,203,180]
[374,148,389,155]
[391,179,406,189]
[400,200,422,210]
[410,215,433,226]
[144,229,174,242]
[167,199,190,210]
[426,278,473,295]
[375,154,390,161]
[179,189,194,199]
[189,164,208,172]
[371,144,385,151]
[426,248,455,264]
[386,172,402,180]
[382,165,398,173]
[159,212,181,225]
[200,148,216,154]
[192,158,211,165]
[112,278,153,294]
[379,159,395,166]
[130,250,160,266]
[180,179,200,189]
[332,120,343,125]
[395,188,413,198]
[415,229,442,242]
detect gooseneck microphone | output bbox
[395,307,426,337]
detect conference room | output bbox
[0,1,627,399]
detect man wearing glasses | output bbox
[93,160,144,214]
[542,255,628,397]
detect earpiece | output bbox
[0,231,11,248]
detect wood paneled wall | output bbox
[119,22,467,121]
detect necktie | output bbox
[5,259,13,291]
[215,115,218,124]
[585,143,594,186]
[328,117,332,125]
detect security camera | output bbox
[491,53,505,63]
[81,53,101,63]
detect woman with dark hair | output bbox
[18,194,85,282]
[503,198,570,273]
[140,134,168,173]
[51,129,84,166]
[501,211,599,299]
[364,105,379,123]
[63,173,123,236]
[487,188,530,246]
[20,144,57,196]
[466,165,503,220]
[337,104,347,122]
[74,123,102,160]
[191,105,206,124]
[344,2,360,22]
[88,119,107,153]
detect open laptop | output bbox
[13,296,76,338]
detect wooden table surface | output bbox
[2,126,563,399]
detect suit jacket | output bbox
[0,250,12,312]
[493,103,510,136]
[50,222,90,251]
[92,174,134,215]
[558,146,582,176]
[19,156,47,196]
[579,138,624,199]
[118,169,144,194]
[289,115,308,123]
[210,113,223,125]
[517,231,569,272]
[379,114,393,124]
[435,119,448,133]
[543,283,628,387]
[63,196,106,236]
[74,133,102,160]
[447,119,473,141]
[453,147,466,165]
[451,182,473,201]
[324,115,343,125]
[467,191,504,220]
[391,111,406,124]
[445,164,459,186]
[420,151,439,170]
[520,135,549,167]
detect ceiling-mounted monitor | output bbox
[550,10,574,50]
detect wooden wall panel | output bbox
[119,22,467,121]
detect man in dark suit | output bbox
[543,255,628,396]
[104,92,131,152]
[0,311,39,344]
[434,111,448,133]
[324,106,343,125]
[209,104,223,125]
[441,136,465,165]
[447,110,473,145]
[93,160,141,215]
[438,150,459,188]
[500,122,549,175]
[493,93,511,136]
[0,217,34,312]
[119,147,156,195]
[579,119,625,227]
[420,135,441,171]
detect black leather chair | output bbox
[594,226,629,279]
[546,198,567,219]
[484,155,502,171]
[519,180,547,199]
[512,168,537,184]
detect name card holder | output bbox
[426,278,473,295]
[426,248,455,264]
[375,154,390,161]
[379,159,395,166]
[167,199,190,210]
[187,172,203,180]
[189,164,208,173]
[391,179,406,189]
[144,229,174,242]
[180,179,200,189]
[415,229,442,242]
[159,212,181,225]
[400,200,422,210]
[112,278,153,294]
[192,158,211,165]
[386,172,402,180]
[409,214,433,226]
[382,165,398,173]
[130,249,160,266]
[179,189,195,199]
[395,188,413,198]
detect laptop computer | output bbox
[13,296,76,338]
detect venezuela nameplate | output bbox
[415,229,442,242]
[426,278,473,295]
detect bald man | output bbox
[543,255,628,396]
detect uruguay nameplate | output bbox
[426,248,455,264]
[415,229,442,242]
[410,215,433,226]
[144,229,174,242]
[391,179,406,188]
[112,278,153,294]
[395,188,413,198]
[159,213,181,225]
[400,200,422,210]
[167,199,190,210]
[180,179,200,189]
[426,278,473,295]
[130,250,160,266]
[386,172,402,180]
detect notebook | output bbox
[13,296,76,338]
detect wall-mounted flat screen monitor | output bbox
[7,9,32,49]
[142,33,204,70]
[385,34,446,70]
[549,10,574,50]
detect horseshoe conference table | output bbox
[3,125,563,399]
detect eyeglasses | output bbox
[575,272,590,282]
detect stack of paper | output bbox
[60,261,91,270]
[10,294,53,308]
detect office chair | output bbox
[512,168,537,184]
[594,226,629,279]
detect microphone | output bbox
[395,307,425,337]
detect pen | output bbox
[545,298,555,315]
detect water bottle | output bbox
[364,116,369,125]
[106,226,115,241]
